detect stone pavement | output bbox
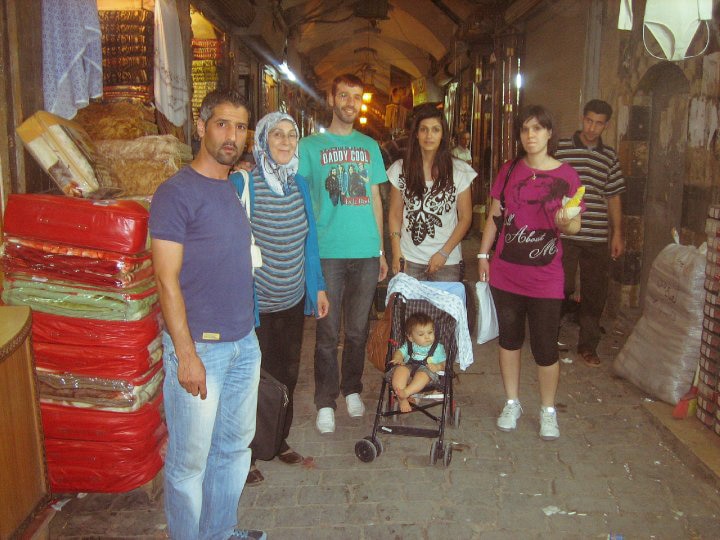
[48,305,720,539]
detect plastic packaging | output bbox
[34,337,162,379]
[41,393,163,442]
[32,308,161,347]
[475,281,499,344]
[1,237,153,288]
[613,242,707,404]
[45,425,166,493]
[38,363,164,411]
[1,275,158,321]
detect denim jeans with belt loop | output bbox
[161,330,261,540]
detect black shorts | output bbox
[490,286,561,366]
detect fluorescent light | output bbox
[515,73,522,89]
[279,61,297,82]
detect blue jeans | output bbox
[403,260,463,282]
[315,258,380,410]
[162,330,261,540]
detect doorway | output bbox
[635,63,690,304]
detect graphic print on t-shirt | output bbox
[320,146,371,206]
[400,175,457,245]
[499,172,569,266]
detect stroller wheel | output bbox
[429,440,441,465]
[443,442,453,467]
[355,438,377,463]
[453,406,461,428]
[370,436,384,457]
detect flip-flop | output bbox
[580,351,601,368]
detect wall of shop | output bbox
[521,0,589,136]
[596,0,720,308]
[0,0,46,204]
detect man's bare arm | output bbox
[152,238,207,399]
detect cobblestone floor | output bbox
[48,241,720,539]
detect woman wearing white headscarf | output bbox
[230,112,329,485]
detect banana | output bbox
[562,186,585,208]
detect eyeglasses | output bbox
[269,129,298,142]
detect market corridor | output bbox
[47,245,720,539]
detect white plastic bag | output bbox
[613,241,706,404]
[476,281,499,344]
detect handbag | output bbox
[233,170,263,270]
[492,158,520,251]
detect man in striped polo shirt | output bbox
[556,99,626,368]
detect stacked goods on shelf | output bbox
[99,9,154,102]
[95,135,193,196]
[16,111,119,198]
[191,38,223,123]
[74,100,191,196]
[701,205,720,435]
[0,194,165,492]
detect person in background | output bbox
[387,104,474,282]
[451,130,473,166]
[230,111,329,486]
[149,89,266,540]
[477,105,583,442]
[236,151,255,172]
[555,99,626,368]
[298,73,388,434]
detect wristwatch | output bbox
[477,253,491,259]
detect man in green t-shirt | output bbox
[298,73,388,434]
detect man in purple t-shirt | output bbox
[149,90,266,540]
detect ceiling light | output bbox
[359,117,368,125]
[279,61,297,82]
[362,92,372,103]
[361,104,368,112]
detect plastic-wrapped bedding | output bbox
[3,194,150,254]
[41,392,163,442]
[1,276,157,321]
[34,337,162,379]
[45,424,167,493]
[1,237,153,288]
[613,242,706,404]
[32,308,161,348]
[38,362,164,411]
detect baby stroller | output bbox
[356,274,473,467]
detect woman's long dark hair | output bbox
[401,104,454,201]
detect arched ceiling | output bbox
[277,0,511,95]
[199,0,524,97]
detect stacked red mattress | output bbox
[1,194,166,492]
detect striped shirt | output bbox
[251,171,308,312]
[555,132,626,243]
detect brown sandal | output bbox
[580,351,601,368]
[245,465,264,485]
[277,449,303,465]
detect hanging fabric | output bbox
[154,0,189,127]
[618,0,714,61]
[42,0,103,119]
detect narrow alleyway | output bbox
[48,243,720,539]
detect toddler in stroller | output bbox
[357,273,474,467]
[389,312,446,412]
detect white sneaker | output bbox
[345,393,365,417]
[316,407,335,433]
[496,400,522,431]
[539,406,560,440]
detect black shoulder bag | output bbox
[491,158,520,251]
